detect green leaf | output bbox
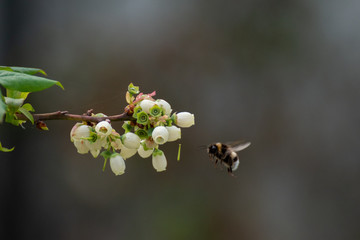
[0,142,15,152]
[0,90,6,123]
[18,107,34,124]
[22,103,35,112]
[0,66,47,76]
[0,70,64,92]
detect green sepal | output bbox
[0,70,64,92]
[122,121,132,133]
[135,129,148,139]
[165,119,173,126]
[149,104,162,117]
[0,66,47,76]
[147,127,154,137]
[132,105,142,118]
[136,111,149,125]
[0,142,15,152]
[128,83,139,94]
[18,107,34,124]
[170,113,177,123]
[152,148,163,157]
[141,141,151,151]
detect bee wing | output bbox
[230,142,251,152]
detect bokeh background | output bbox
[1,0,360,239]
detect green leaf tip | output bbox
[0,142,15,152]
[128,83,139,94]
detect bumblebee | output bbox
[207,142,251,173]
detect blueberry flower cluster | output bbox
[70,83,195,175]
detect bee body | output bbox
[207,142,250,173]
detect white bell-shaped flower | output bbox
[95,121,112,136]
[175,112,195,128]
[120,145,138,159]
[156,99,172,116]
[139,99,155,113]
[152,149,167,172]
[121,132,141,149]
[138,141,154,158]
[165,126,181,142]
[73,139,90,154]
[152,126,169,145]
[88,137,105,158]
[71,124,91,154]
[110,154,126,175]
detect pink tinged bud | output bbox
[165,126,181,142]
[71,124,91,141]
[152,150,167,172]
[152,126,169,145]
[95,121,113,136]
[175,112,195,128]
[122,132,141,149]
[139,99,155,113]
[110,155,126,175]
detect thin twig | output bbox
[16,111,134,123]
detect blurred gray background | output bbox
[1,0,360,239]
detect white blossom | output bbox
[156,99,172,116]
[139,99,155,113]
[95,121,112,136]
[175,112,195,128]
[152,149,167,172]
[165,126,181,142]
[70,124,91,154]
[138,141,154,158]
[120,145,138,159]
[110,154,126,175]
[122,132,141,149]
[88,137,105,158]
[152,126,169,145]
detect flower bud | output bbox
[166,126,181,142]
[139,99,155,113]
[152,126,169,145]
[174,112,195,128]
[138,141,154,158]
[70,124,92,154]
[152,149,167,172]
[156,99,172,116]
[120,146,138,159]
[95,121,112,136]
[71,124,91,141]
[121,132,141,149]
[110,154,126,175]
